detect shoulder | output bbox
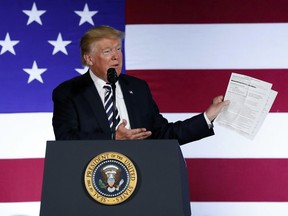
[53,72,92,95]
[119,74,149,88]
[118,74,153,100]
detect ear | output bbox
[83,54,93,66]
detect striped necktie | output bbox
[103,84,120,130]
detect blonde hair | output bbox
[80,25,124,65]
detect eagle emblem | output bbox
[98,165,124,192]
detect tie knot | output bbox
[103,84,112,92]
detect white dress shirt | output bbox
[89,70,131,129]
[89,70,212,130]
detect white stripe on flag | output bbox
[0,113,54,159]
[191,202,288,216]
[0,113,286,159]
[0,202,40,216]
[125,24,288,70]
[163,113,288,158]
[1,202,288,216]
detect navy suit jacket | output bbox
[52,72,214,144]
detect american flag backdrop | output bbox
[1,0,288,215]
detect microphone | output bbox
[107,68,118,84]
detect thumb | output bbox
[222,100,230,106]
[213,95,224,104]
[120,119,127,127]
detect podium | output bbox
[40,140,191,216]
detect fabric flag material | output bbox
[1,0,288,215]
[125,0,288,215]
[0,0,125,215]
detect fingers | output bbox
[205,95,230,121]
[213,95,230,106]
[115,120,152,140]
[129,128,152,140]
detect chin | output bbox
[116,68,122,75]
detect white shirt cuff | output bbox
[204,112,213,129]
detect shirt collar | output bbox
[89,69,121,90]
[89,69,107,88]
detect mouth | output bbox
[110,64,119,69]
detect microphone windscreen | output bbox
[107,68,118,84]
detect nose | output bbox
[111,48,121,60]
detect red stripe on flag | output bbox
[0,158,44,202]
[186,158,288,201]
[126,69,286,113]
[126,0,288,24]
[2,158,288,202]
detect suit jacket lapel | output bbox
[81,72,111,134]
[119,76,137,128]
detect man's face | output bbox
[85,38,123,82]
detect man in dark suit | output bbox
[52,26,229,144]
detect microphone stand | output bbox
[107,68,118,140]
[111,81,116,140]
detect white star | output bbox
[22,2,46,25]
[74,3,98,26]
[48,33,72,55]
[0,33,20,55]
[23,61,47,84]
[75,66,89,75]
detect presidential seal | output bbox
[84,152,137,205]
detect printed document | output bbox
[216,73,277,139]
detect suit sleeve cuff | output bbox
[204,112,214,129]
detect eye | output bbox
[102,49,111,55]
[103,49,111,55]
